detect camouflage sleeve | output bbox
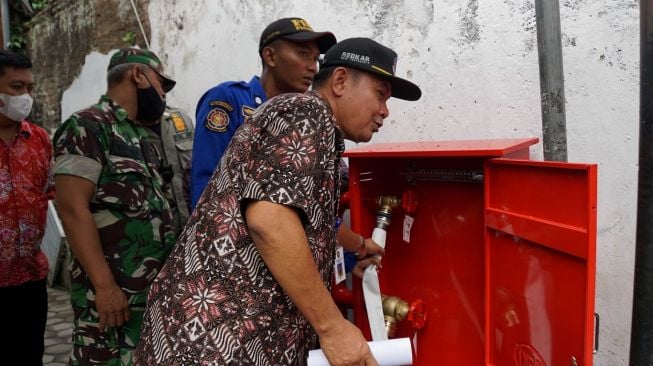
[52,115,105,184]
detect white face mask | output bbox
[0,93,33,122]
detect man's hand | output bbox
[318,319,378,366]
[95,283,130,332]
[350,238,384,279]
[351,255,381,279]
[358,238,384,258]
[336,226,385,257]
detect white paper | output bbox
[308,338,413,366]
[402,215,414,243]
[363,227,389,341]
[40,201,66,287]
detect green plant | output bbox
[122,31,137,46]
[31,0,48,11]
[5,0,50,51]
[7,25,26,51]
[10,0,48,15]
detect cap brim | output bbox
[320,60,422,101]
[282,31,337,53]
[388,76,421,101]
[157,71,176,93]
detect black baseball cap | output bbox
[259,17,337,54]
[321,38,421,101]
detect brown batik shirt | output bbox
[135,91,345,366]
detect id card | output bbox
[334,245,347,284]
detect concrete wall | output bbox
[58,0,638,364]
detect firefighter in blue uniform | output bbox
[191,79,265,207]
[191,17,337,208]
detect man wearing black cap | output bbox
[53,48,178,365]
[135,37,420,366]
[190,17,336,209]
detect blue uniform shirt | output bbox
[190,76,267,208]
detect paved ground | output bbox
[43,287,73,365]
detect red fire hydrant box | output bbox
[343,138,597,366]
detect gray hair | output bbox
[107,63,141,86]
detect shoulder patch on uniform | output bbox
[209,100,234,112]
[242,106,256,117]
[242,105,255,123]
[206,108,229,132]
[170,112,188,133]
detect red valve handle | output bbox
[407,298,427,330]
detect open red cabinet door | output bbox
[485,159,597,366]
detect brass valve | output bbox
[376,195,401,216]
[381,295,427,338]
[375,195,401,230]
[382,295,410,338]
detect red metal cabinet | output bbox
[344,138,597,366]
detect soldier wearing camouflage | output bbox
[55,93,177,304]
[53,48,177,366]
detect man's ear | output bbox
[331,67,348,97]
[261,46,277,68]
[131,65,147,88]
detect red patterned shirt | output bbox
[0,120,54,287]
[136,92,345,366]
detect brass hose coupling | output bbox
[381,295,427,338]
[375,195,401,230]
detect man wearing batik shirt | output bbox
[0,50,53,366]
[53,48,177,365]
[135,38,421,366]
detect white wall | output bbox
[60,51,111,121]
[60,1,639,364]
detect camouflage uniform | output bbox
[144,107,194,235]
[53,95,176,366]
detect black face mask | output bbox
[136,72,166,124]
